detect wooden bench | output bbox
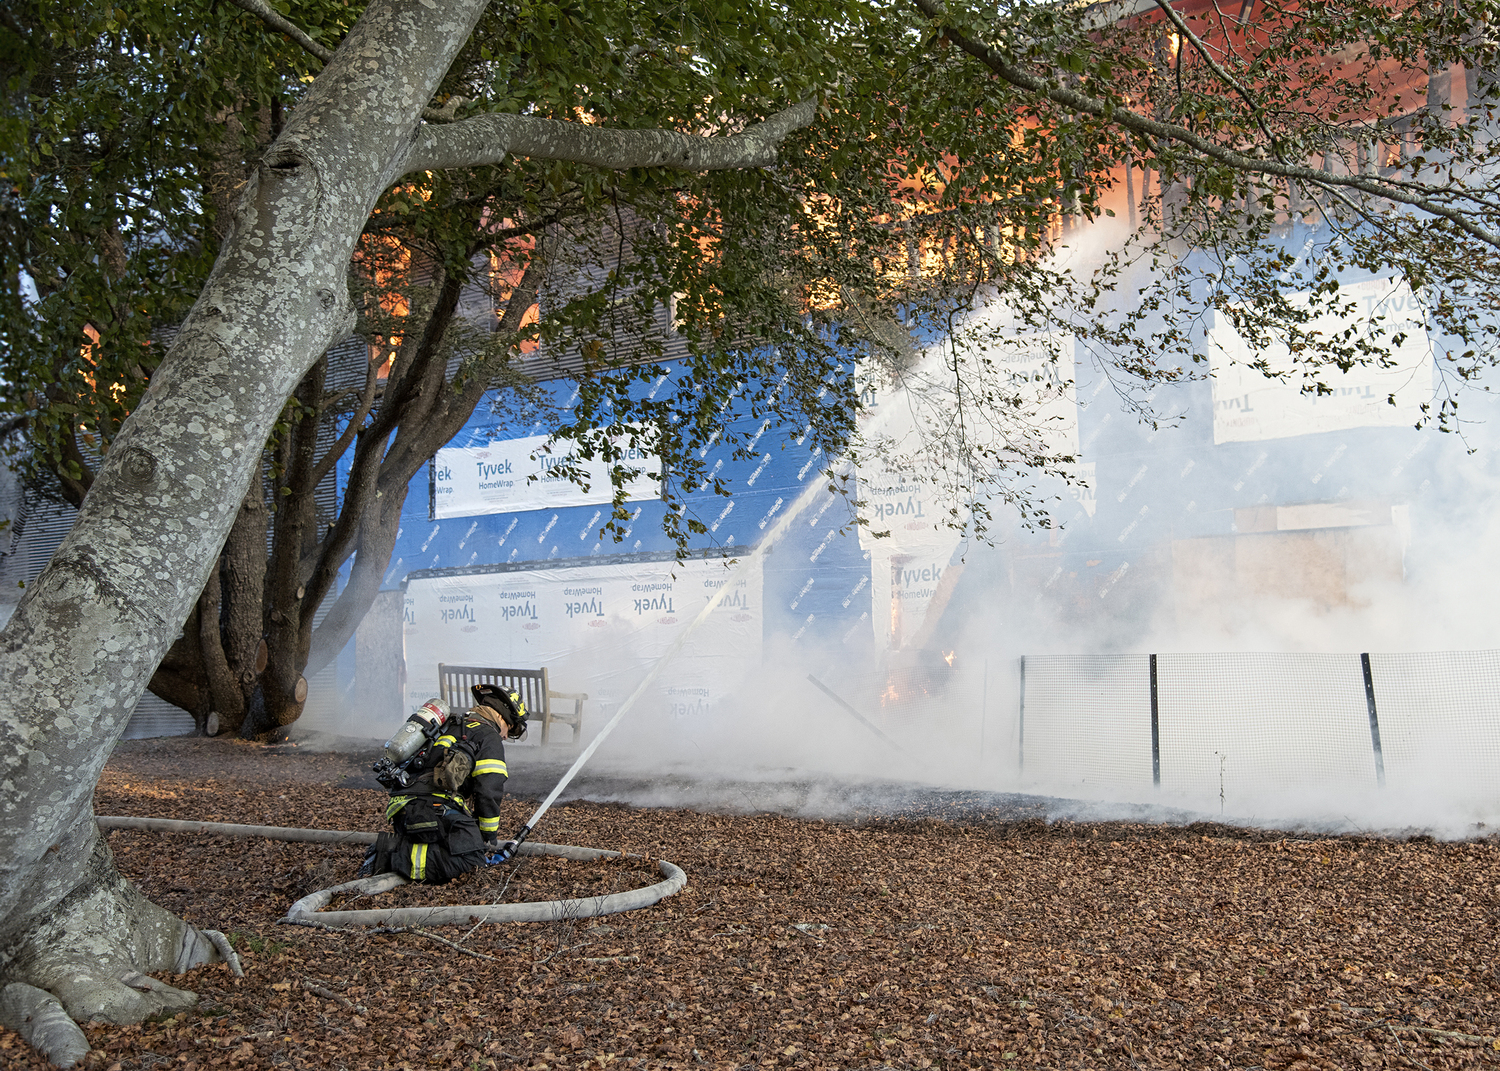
[437,664,587,746]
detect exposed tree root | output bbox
[0,836,242,1067]
[0,983,90,1068]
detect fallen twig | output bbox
[278,914,497,961]
[533,943,586,967]
[461,855,527,942]
[1401,1025,1496,1045]
[300,980,355,1010]
[1342,1010,1498,1046]
[401,927,499,962]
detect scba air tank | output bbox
[382,698,451,766]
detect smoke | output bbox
[296,205,1500,845]
[818,213,1500,840]
[582,209,1500,841]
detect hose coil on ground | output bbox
[96,816,687,927]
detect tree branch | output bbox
[1151,0,1280,152]
[225,0,464,121]
[225,0,333,63]
[910,0,1500,250]
[398,99,818,176]
[308,351,381,489]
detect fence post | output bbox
[1361,652,1386,788]
[1017,656,1026,776]
[1150,653,1161,788]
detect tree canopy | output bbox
[4,0,1500,741]
[0,0,830,1055]
[771,0,1500,540]
[0,0,856,732]
[10,0,1500,547]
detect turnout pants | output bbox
[369,795,489,884]
[369,830,487,884]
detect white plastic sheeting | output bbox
[1206,277,1434,444]
[432,435,660,519]
[401,555,763,738]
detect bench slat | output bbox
[437,664,586,745]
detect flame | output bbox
[880,682,900,705]
[943,650,955,667]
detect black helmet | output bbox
[472,682,528,738]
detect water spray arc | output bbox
[496,464,851,860]
[805,674,904,752]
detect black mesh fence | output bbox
[1021,656,1154,795]
[1018,650,1500,801]
[1367,651,1500,790]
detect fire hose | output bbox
[94,816,686,926]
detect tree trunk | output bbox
[262,359,325,730]
[194,559,237,722]
[0,0,492,1039]
[223,486,271,714]
[147,597,209,725]
[146,485,267,737]
[303,255,543,677]
[0,838,228,1028]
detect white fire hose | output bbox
[94,816,686,926]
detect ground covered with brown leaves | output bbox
[4,737,1500,1070]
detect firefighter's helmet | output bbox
[472,682,528,738]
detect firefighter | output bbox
[360,685,528,883]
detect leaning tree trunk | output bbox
[0,0,491,1056]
